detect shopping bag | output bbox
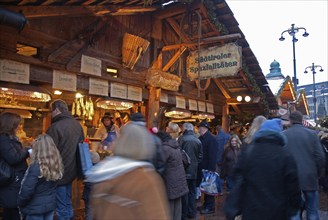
[199,169,221,196]
[77,142,93,176]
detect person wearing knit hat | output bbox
[224,118,301,220]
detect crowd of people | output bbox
[0,99,327,220]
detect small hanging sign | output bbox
[198,101,206,112]
[53,70,77,92]
[0,59,29,84]
[89,78,108,96]
[160,92,168,103]
[206,103,214,113]
[81,55,102,76]
[176,96,186,109]
[189,99,198,111]
[110,82,127,99]
[128,85,142,101]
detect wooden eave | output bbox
[296,89,310,116]
[276,76,297,103]
[0,0,278,115]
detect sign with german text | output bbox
[128,85,142,101]
[206,103,214,113]
[189,99,198,111]
[81,55,102,76]
[89,78,108,96]
[110,82,127,99]
[0,59,29,84]
[198,101,206,112]
[176,96,186,109]
[53,70,77,91]
[187,43,242,80]
[160,93,168,103]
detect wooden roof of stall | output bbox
[0,0,278,116]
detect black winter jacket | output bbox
[0,134,29,208]
[46,113,84,185]
[199,130,218,172]
[224,130,301,220]
[18,163,57,215]
[178,130,203,180]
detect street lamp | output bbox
[279,24,309,91]
[304,63,324,124]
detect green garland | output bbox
[202,0,229,34]
[243,65,270,117]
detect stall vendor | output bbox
[93,112,119,151]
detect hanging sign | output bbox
[0,59,29,84]
[160,92,168,103]
[176,96,186,109]
[128,85,142,101]
[189,99,198,111]
[146,68,181,91]
[110,82,127,99]
[81,55,102,76]
[53,70,77,91]
[89,78,108,96]
[198,101,206,112]
[206,103,214,113]
[187,43,242,80]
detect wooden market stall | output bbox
[0,0,279,211]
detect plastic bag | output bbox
[199,169,221,196]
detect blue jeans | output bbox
[182,179,197,219]
[290,190,319,220]
[26,211,53,220]
[56,184,74,220]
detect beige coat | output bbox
[91,167,170,220]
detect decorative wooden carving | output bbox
[146,68,181,92]
[122,33,150,70]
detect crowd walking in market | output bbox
[0,100,327,220]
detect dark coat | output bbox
[221,146,241,178]
[224,130,301,220]
[283,124,325,190]
[162,139,189,200]
[0,134,29,208]
[46,113,84,185]
[178,130,203,180]
[18,163,57,215]
[215,130,230,165]
[199,130,218,172]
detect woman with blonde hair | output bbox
[221,134,242,193]
[166,122,181,140]
[18,134,63,220]
[244,115,267,145]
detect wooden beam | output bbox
[162,33,242,51]
[226,97,260,105]
[2,5,159,19]
[231,104,241,115]
[213,78,231,99]
[162,46,186,72]
[66,20,108,69]
[166,17,191,43]
[154,2,200,20]
[48,18,101,62]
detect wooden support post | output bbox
[147,86,161,128]
[222,104,229,133]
